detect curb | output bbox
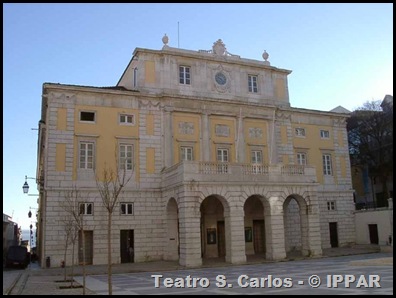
[4,272,22,295]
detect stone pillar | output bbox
[178,198,202,267]
[265,197,286,260]
[224,206,246,264]
[202,113,210,161]
[299,206,310,257]
[236,114,245,163]
[163,109,173,167]
[306,203,322,256]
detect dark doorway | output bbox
[120,230,134,263]
[78,230,93,265]
[253,220,265,253]
[217,221,225,257]
[368,224,379,244]
[329,222,338,248]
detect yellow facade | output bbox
[73,105,140,181]
[244,119,268,164]
[172,113,201,163]
[57,108,67,131]
[55,143,66,172]
[146,148,155,174]
[293,124,337,184]
[210,116,236,162]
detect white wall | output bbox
[355,208,393,246]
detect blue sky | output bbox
[3,3,393,234]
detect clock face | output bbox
[215,72,227,85]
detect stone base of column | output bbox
[226,254,246,264]
[266,250,286,261]
[179,254,202,267]
[308,247,322,257]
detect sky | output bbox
[3,3,393,235]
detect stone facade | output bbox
[36,37,355,268]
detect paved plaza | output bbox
[74,253,393,295]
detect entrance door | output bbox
[329,222,338,248]
[78,230,93,265]
[217,221,225,257]
[368,224,379,244]
[120,230,134,263]
[253,220,265,253]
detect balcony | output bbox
[162,161,317,188]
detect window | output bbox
[120,203,134,215]
[119,114,134,125]
[119,144,133,170]
[180,146,193,161]
[295,127,306,137]
[248,75,258,93]
[320,130,330,139]
[217,148,229,162]
[79,142,94,169]
[179,66,191,85]
[80,111,95,122]
[323,154,332,175]
[296,153,307,165]
[251,150,262,164]
[79,203,93,215]
[133,67,138,88]
[217,148,229,173]
[327,201,336,211]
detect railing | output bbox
[162,161,316,187]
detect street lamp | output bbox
[22,176,39,196]
[28,207,38,219]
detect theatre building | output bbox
[36,36,355,268]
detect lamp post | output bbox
[23,175,40,266]
[28,207,38,264]
[22,176,39,195]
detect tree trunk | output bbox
[71,240,75,287]
[82,229,86,295]
[108,212,113,295]
[63,233,69,281]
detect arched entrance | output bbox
[165,197,179,261]
[244,195,268,260]
[283,195,308,258]
[200,195,227,261]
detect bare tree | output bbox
[347,100,393,207]
[95,158,133,295]
[62,186,90,295]
[61,217,73,282]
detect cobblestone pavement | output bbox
[74,253,393,295]
[4,245,393,295]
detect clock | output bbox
[215,72,227,85]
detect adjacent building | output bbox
[36,36,355,268]
[3,214,21,256]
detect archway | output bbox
[200,195,226,261]
[244,195,268,260]
[283,195,308,258]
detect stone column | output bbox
[178,197,202,267]
[305,203,322,256]
[224,206,246,264]
[265,197,286,260]
[236,114,245,163]
[201,113,210,162]
[163,109,173,167]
